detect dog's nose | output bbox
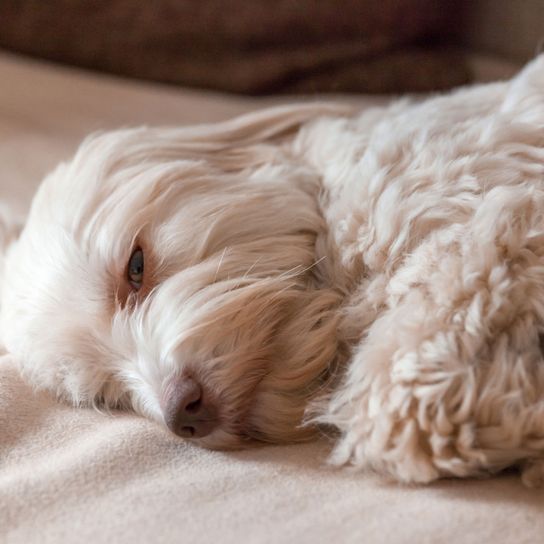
[163,377,218,439]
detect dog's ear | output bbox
[161,102,355,148]
[159,102,355,171]
[0,203,24,352]
[110,103,355,173]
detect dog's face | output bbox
[0,123,343,448]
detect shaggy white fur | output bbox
[2,56,544,485]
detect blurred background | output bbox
[0,0,542,96]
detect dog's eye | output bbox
[127,247,144,290]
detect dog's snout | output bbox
[163,377,218,439]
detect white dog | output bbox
[2,56,544,486]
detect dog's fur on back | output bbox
[3,57,544,485]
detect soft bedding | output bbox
[0,52,543,544]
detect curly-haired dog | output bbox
[3,57,544,486]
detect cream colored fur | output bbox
[2,57,544,485]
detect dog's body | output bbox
[2,57,544,485]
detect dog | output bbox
[2,56,544,486]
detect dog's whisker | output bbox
[242,256,263,280]
[214,246,229,283]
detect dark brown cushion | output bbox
[0,0,469,94]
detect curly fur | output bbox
[2,57,544,485]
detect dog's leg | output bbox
[325,184,544,483]
[325,286,490,483]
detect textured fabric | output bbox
[0,52,542,543]
[0,0,470,94]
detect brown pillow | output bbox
[0,0,469,94]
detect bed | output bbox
[0,51,542,544]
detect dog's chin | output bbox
[185,419,317,450]
[190,428,257,450]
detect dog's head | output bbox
[0,105,348,447]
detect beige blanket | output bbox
[0,52,542,544]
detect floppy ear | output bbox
[90,102,356,174]
[0,202,24,351]
[155,102,356,149]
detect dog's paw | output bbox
[520,459,544,488]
